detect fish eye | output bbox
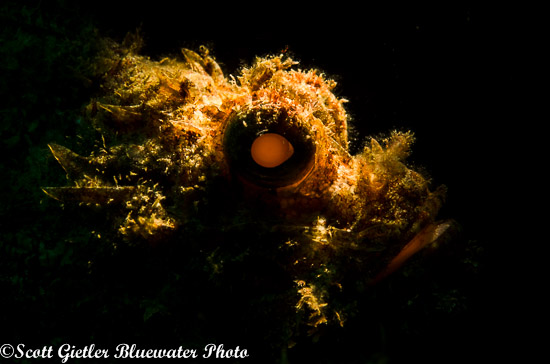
[223,108,316,188]
[251,133,294,168]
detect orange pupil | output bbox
[251,133,294,168]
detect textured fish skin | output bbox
[45,36,450,331]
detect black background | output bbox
[1,1,535,363]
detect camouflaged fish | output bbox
[44,36,453,333]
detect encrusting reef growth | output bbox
[44,33,454,349]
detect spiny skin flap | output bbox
[42,186,136,204]
[48,144,97,181]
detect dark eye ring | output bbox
[223,107,316,188]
